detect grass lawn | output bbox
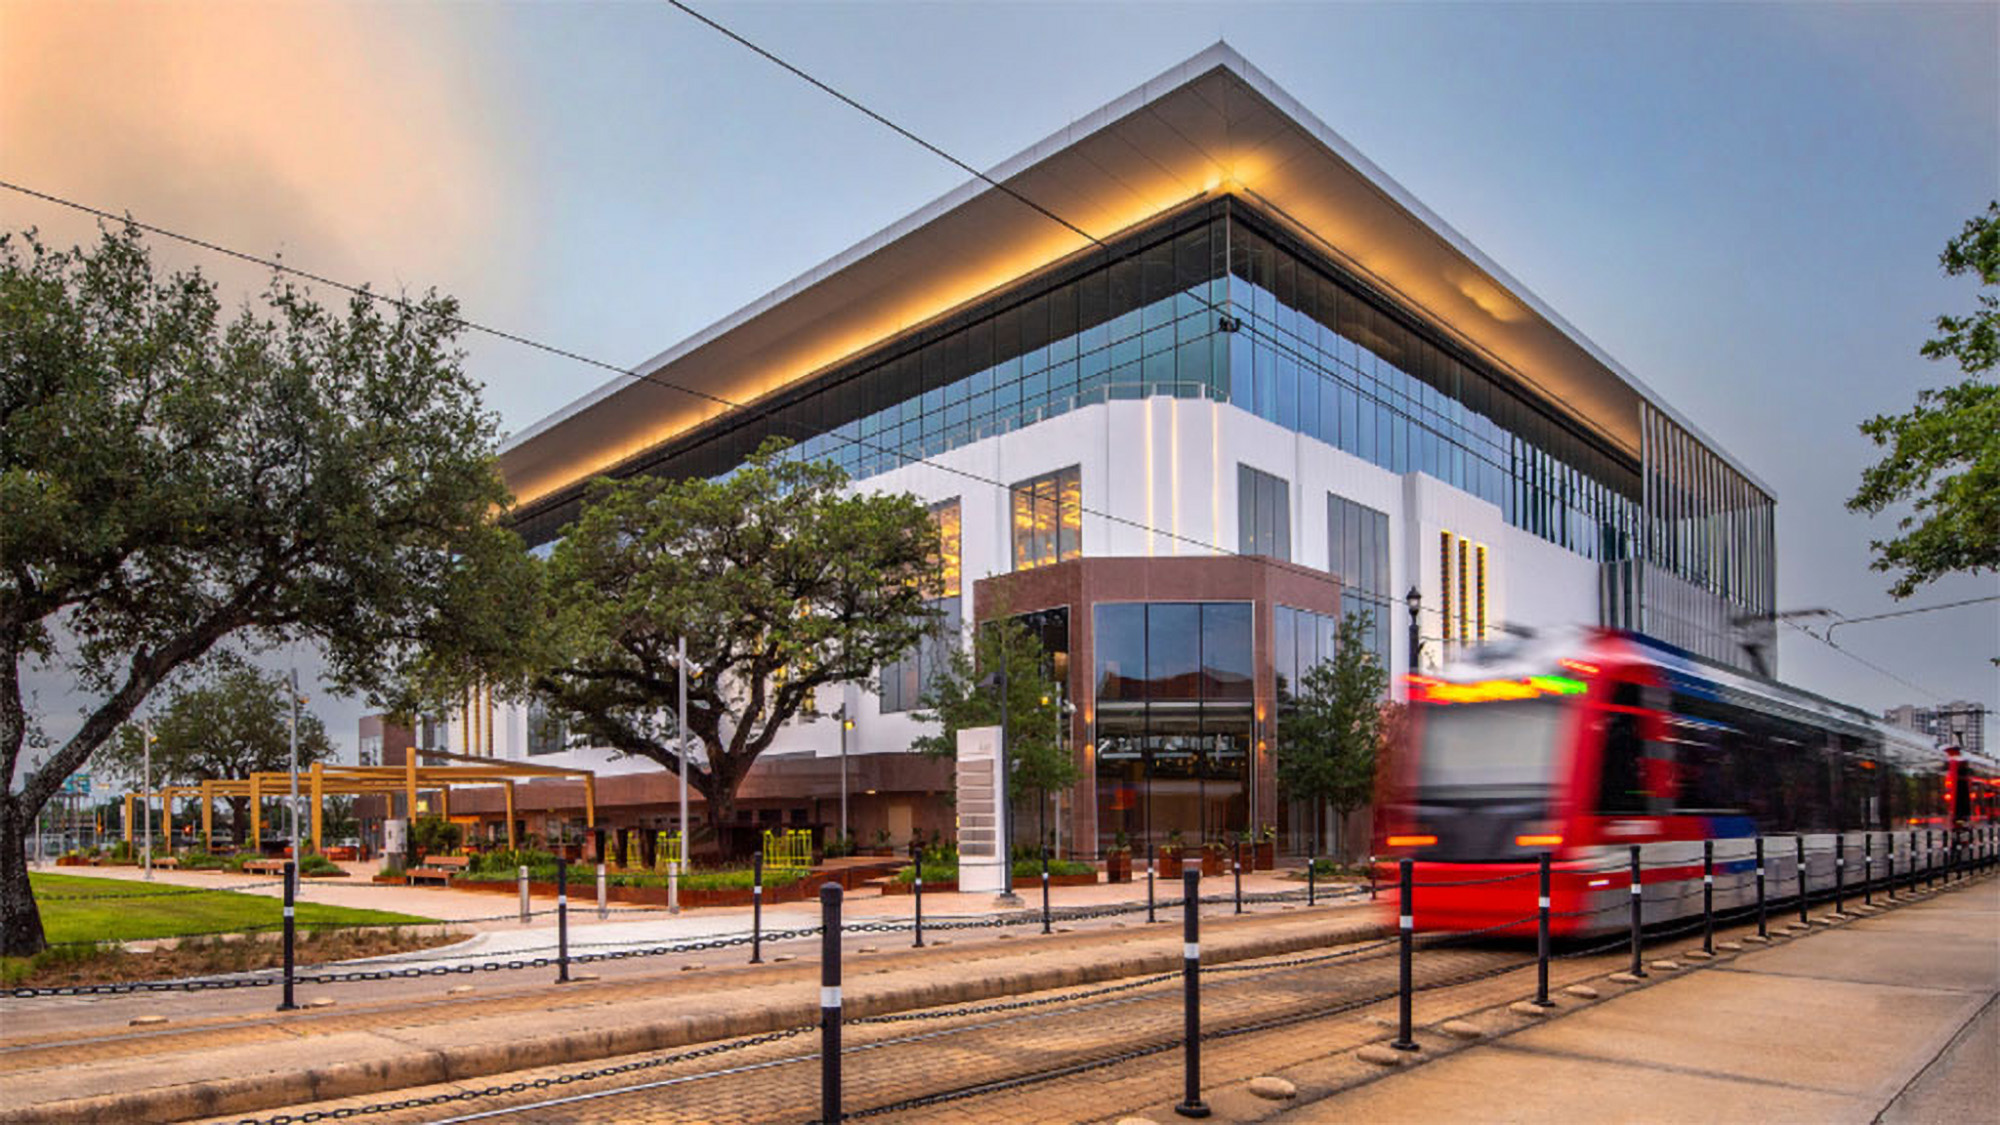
[28,872,436,944]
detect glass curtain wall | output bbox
[1094,602,1254,854]
[513,202,1231,548]
[1222,211,1643,566]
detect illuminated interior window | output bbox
[1457,538,1470,645]
[1476,544,1488,642]
[929,498,961,599]
[1439,531,1453,652]
[1012,466,1081,570]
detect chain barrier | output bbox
[185,857,1998,1123]
[224,1024,817,1125]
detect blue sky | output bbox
[4,1,1994,757]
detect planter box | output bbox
[881,879,957,895]
[451,876,820,909]
[301,869,350,879]
[1158,852,1185,879]
[1200,850,1226,877]
[1253,841,1275,871]
[54,856,91,867]
[372,875,407,885]
[1105,852,1132,883]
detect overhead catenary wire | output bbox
[0,177,1470,629]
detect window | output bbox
[1237,465,1291,560]
[928,498,961,598]
[1011,466,1081,570]
[879,596,963,713]
[1326,494,1391,670]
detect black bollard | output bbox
[1755,836,1768,938]
[1174,867,1209,1119]
[1864,833,1873,907]
[1909,830,1919,893]
[1392,858,1418,1050]
[1534,851,1553,1007]
[1702,840,1715,955]
[1925,829,1934,889]
[1834,835,1845,916]
[1147,844,1157,925]
[820,882,843,1125]
[278,860,297,1011]
[1233,841,1243,915]
[1041,846,1052,936]
[1795,836,1809,924]
[1627,845,1646,977]
[1307,850,1316,907]
[556,858,571,983]
[1887,832,1897,901]
[751,850,764,964]
[912,845,925,949]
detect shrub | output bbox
[297,853,343,876]
[411,817,464,857]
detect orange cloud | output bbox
[0,0,511,297]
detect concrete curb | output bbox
[1,915,1385,1125]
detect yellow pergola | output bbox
[124,749,596,854]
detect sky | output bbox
[4,0,1996,763]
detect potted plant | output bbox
[1158,829,1186,879]
[1200,837,1227,877]
[865,828,896,857]
[1105,830,1132,883]
[1254,825,1277,871]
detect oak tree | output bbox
[103,661,335,846]
[533,441,941,857]
[1,225,535,955]
[1848,202,2000,597]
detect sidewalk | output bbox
[0,886,1380,1124]
[1270,875,1999,1123]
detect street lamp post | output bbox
[1405,586,1423,681]
[142,720,155,881]
[677,636,689,876]
[287,668,301,859]
[836,706,854,844]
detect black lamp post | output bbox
[1405,586,1422,680]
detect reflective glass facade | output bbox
[1094,601,1254,853]
[511,196,1772,669]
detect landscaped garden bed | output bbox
[5,872,450,988]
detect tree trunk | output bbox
[0,794,48,957]
[702,787,737,863]
[228,797,250,846]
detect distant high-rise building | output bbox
[1882,702,1986,757]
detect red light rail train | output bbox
[1376,629,1997,936]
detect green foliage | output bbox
[531,439,942,852]
[1,223,538,955]
[908,614,1075,800]
[104,662,335,844]
[1849,201,2000,597]
[1276,612,1389,861]
[410,817,463,857]
[296,853,343,876]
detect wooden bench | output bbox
[153,856,180,870]
[242,858,289,876]
[407,855,472,886]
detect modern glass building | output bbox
[477,46,1777,858]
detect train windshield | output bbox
[1417,700,1566,798]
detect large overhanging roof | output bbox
[500,44,1772,509]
